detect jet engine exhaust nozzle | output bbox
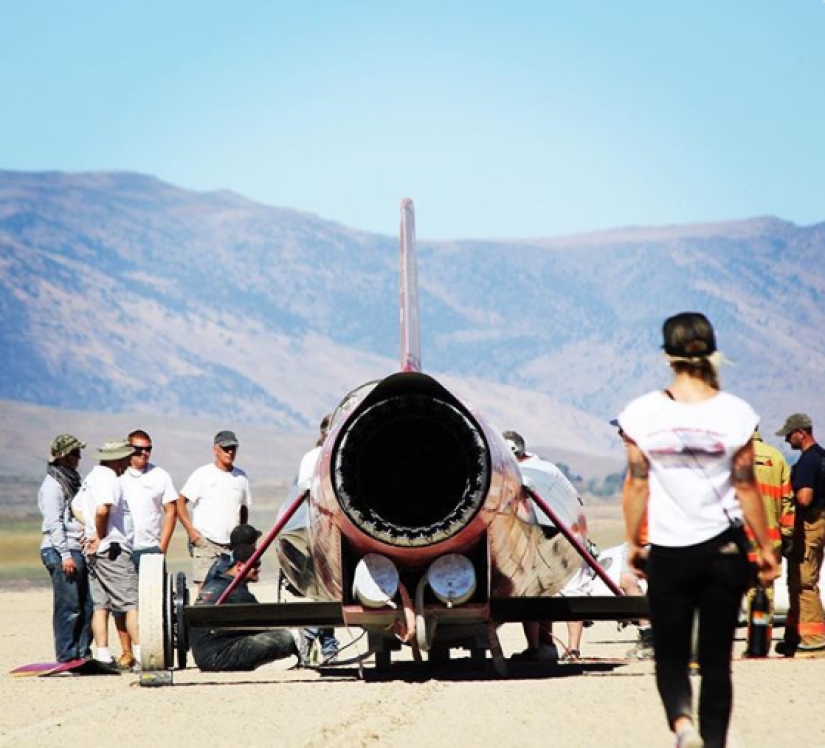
[333,394,490,547]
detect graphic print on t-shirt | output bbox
[646,428,725,466]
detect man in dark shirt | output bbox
[775,412,825,655]
[202,523,263,587]
[190,543,300,671]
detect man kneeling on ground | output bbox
[190,544,301,671]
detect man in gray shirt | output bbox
[38,434,93,662]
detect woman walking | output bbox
[620,312,779,748]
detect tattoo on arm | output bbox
[628,459,649,479]
[733,462,756,482]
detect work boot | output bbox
[117,652,136,671]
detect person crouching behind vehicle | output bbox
[190,544,302,671]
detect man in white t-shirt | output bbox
[72,439,140,667]
[502,430,581,662]
[120,429,178,562]
[292,414,339,664]
[176,430,252,589]
[114,429,178,669]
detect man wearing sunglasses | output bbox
[775,413,825,656]
[189,543,301,671]
[114,429,178,669]
[176,430,252,590]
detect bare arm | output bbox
[733,442,780,583]
[623,440,650,545]
[91,504,110,555]
[795,486,815,508]
[175,496,200,543]
[622,440,651,577]
[159,502,177,553]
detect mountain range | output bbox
[1,169,823,477]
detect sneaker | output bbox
[675,724,703,748]
[627,627,654,660]
[798,640,825,652]
[796,643,825,658]
[319,651,339,666]
[117,653,136,671]
[129,660,142,673]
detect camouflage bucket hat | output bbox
[49,434,86,463]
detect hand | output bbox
[62,557,76,580]
[86,537,100,555]
[628,544,649,579]
[189,530,202,546]
[757,546,781,585]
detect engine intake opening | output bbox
[332,394,490,547]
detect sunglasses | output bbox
[219,444,238,452]
[67,449,82,458]
[131,445,153,454]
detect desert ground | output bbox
[3,576,825,748]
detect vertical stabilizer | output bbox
[400,198,421,372]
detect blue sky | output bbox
[1,1,822,240]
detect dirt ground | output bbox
[3,583,825,748]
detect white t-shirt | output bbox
[180,463,252,545]
[71,482,97,540]
[79,464,132,554]
[618,390,758,547]
[559,560,595,597]
[297,446,321,491]
[518,453,580,527]
[120,464,178,550]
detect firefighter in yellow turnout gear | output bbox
[743,430,794,655]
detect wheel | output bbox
[164,573,175,668]
[138,554,168,671]
[174,572,190,670]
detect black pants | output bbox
[647,531,749,748]
[192,629,297,671]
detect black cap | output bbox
[232,544,257,565]
[230,524,262,548]
[214,430,239,448]
[662,312,717,357]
